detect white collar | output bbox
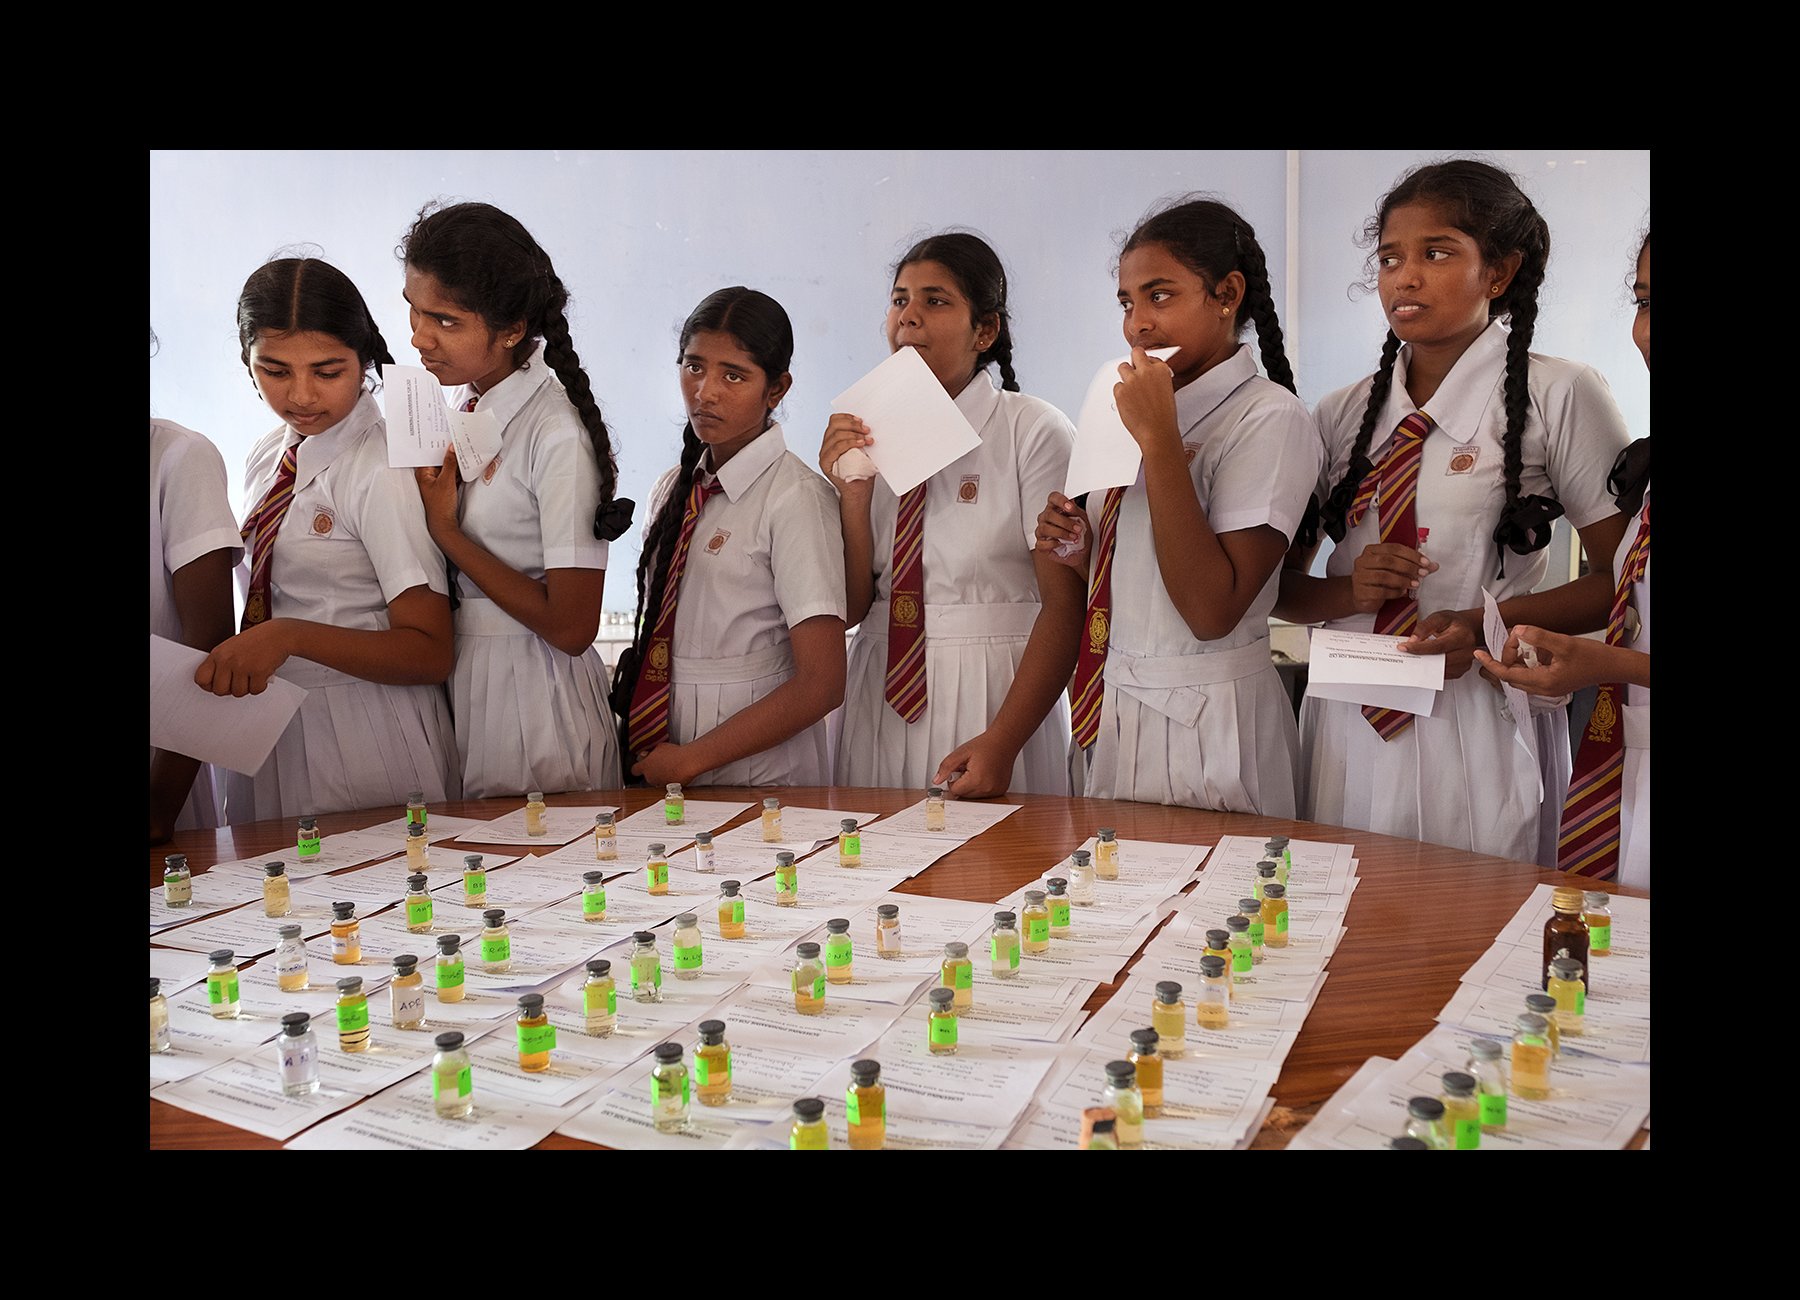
[455,341,553,431]
[702,422,787,502]
[1174,344,1258,434]
[1386,319,1508,445]
[292,391,379,491]
[952,367,1002,433]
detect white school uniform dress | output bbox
[837,373,1075,795]
[224,393,460,822]
[150,419,243,829]
[1298,321,1630,866]
[1616,480,1650,892]
[444,347,622,797]
[650,424,846,786]
[1086,345,1322,814]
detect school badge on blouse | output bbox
[893,594,920,627]
[482,454,503,484]
[957,475,980,503]
[1447,444,1480,474]
[703,529,730,555]
[310,509,334,536]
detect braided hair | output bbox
[237,256,394,380]
[893,232,1020,392]
[1610,229,1652,518]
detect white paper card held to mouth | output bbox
[829,346,981,495]
[150,634,307,774]
[1064,347,1179,498]
[382,364,504,479]
[1482,588,1542,799]
[1304,627,1444,716]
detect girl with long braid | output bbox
[614,288,845,787]
[404,202,628,797]
[1035,198,1322,813]
[1277,160,1631,866]
[821,232,1083,796]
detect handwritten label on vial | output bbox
[1050,900,1070,928]
[646,861,669,887]
[331,933,351,958]
[1590,923,1612,951]
[929,1016,958,1046]
[845,1088,860,1127]
[516,1024,558,1055]
[813,976,826,1000]
[825,939,852,968]
[393,986,426,1023]
[583,890,607,915]
[665,802,682,824]
[408,809,426,827]
[731,900,745,923]
[433,1066,472,1100]
[951,964,972,990]
[842,835,861,856]
[337,1001,370,1033]
[298,833,320,858]
[1232,949,1253,973]
[436,961,465,990]
[1454,1119,1480,1150]
[1478,1093,1507,1126]
[406,897,433,926]
[1249,919,1265,944]
[776,872,794,894]
[1026,917,1049,943]
[206,972,239,1005]
[464,871,487,896]
[674,944,703,970]
[481,936,511,963]
[1276,911,1289,934]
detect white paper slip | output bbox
[832,894,1000,976]
[153,905,313,957]
[1002,1101,1240,1150]
[955,920,1144,985]
[555,1084,772,1151]
[744,939,930,1007]
[1483,587,1544,797]
[706,980,907,1057]
[598,1037,840,1125]
[453,803,617,847]
[1135,929,1336,1001]
[1281,1056,1401,1150]
[151,1028,257,1088]
[233,956,342,1021]
[166,989,291,1048]
[712,806,882,855]
[1078,974,1321,1071]
[870,796,1021,841]
[286,1081,562,1151]
[309,1019,442,1096]
[150,634,307,774]
[154,1055,365,1142]
[381,363,504,477]
[928,972,1099,1045]
[1437,981,1650,1064]
[207,826,407,881]
[1305,627,1445,715]
[356,813,495,845]
[149,876,254,933]
[290,863,416,910]
[150,948,212,998]
[1061,347,1179,498]
[830,345,982,495]
[463,1019,629,1110]
[855,1024,1059,1126]
[1201,833,1359,898]
[615,799,754,837]
[459,927,609,996]
[1460,941,1650,1017]
[740,864,909,913]
[1492,883,1650,959]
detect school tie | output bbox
[1070,486,1125,750]
[1358,412,1432,740]
[627,476,718,757]
[1557,501,1650,878]
[883,484,928,722]
[238,443,299,631]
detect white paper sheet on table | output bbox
[1460,940,1650,1016]
[381,363,503,477]
[153,904,318,957]
[1483,587,1543,797]
[829,345,982,495]
[1491,882,1650,958]
[154,1055,366,1142]
[150,948,212,998]
[705,980,907,1057]
[1437,981,1650,1064]
[1305,627,1444,715]
[920,970,1099,1044]
[150,635,307,774]
[149,875,256,933]
[858,1022,1061,1125]
[1062,347,1181,498]
[869,796,1020,840]
[151,1027,260,1087]
[712,806,881,855]
[287,1081,562,1150]
[556,1084,774,1151]
[453,803,617,846]
[1281,1056,1399,1150]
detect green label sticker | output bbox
[336,1001,369,1032]
[481,936,511,963]
[1454,1119,1481,1150]
[696,1053,729,1085]
[674,943,703,970]
[1027,917,1049,943]
[408,809,426,827]
[436,961,464,989]
[946,963,970,989]
[929,1015,958,1046]
[517,1023,557,1055]
[583,890,607,915]
[846,1088,860,1126]
[1574,988,1586,1015]
[298,834,320,857]
[731,899,745,923]
[813,976,826,1000]
[842,835,860,857]
[1050,900,1070,928]
[1591,923,1612,950]
[665,802,682,823]
[776,871,794,894]
[206,972,238,1005]
[609,988,618,1013]
[406,897,433,925]
[825,938,853,967]
[647,861,668,886]
[652,1074,690,1106]
[1276,911,1289,934]
[1232,949,1252,973]
[464,871,486,895]
[1248,919,1265,944]
[432,1066,471,1100]
[1009,943,1020,970]
[1479,1093,1507,1126]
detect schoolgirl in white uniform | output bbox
[1278,162,1630,867]
[403,202,626,798]
[613,287,846,787]
[1036,199,1322,814]
[1479,231,1651,889]
[200,258,458,822]
[150,415,239,840]
[821,233,1081,797]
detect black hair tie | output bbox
[594,497,636,543]
[1489,494,1565,578]
[1607,437,1651,517]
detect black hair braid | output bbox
[1320,331,1402,543]
[613,427,707,735]
[1237,241,1296,395]
[537,288,619,506]
[1489,255,1564,577]
[984,321,1020,392]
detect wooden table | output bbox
[149,787,1634,1149]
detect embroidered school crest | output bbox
[311,509,334,536]
[704,529,731,555]
[244,591,266,624]
[893,593,920,627]
[1087,608,1109,653]
[1585,687,1619,743]
[958,475,980,503]
[482,454,503,484]
[1447,445,1480,475]
[647,642,670,680]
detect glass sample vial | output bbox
[1102,1059,1143,1148]
[693,832,717,875]
[847,1059,886,1150]
[1261,884,1289,949]
[594,811,617,860]
[405,820,430,873]
[630,931,664,1003]
[435,934,466,1004]
[925,786,946,832]
[150,978,170,1054]
[1196,955,1229,1029]
[942,942,974,1010]
[406,790,428,830]
[644,843,670,896]
[580,870,608,923]
[1094,828,1120,880]
[1080,1107,1116,1150]
[1045,878,1072,937]
[516,993,554,1072]
[1203,929,1233,999]
[335,976,370,1053]
[277,1012,319,1096]
[1067,849,1096,905]
[524,790,547,837]
[583,959,617,1037]
[1466,1038,1508,1131]
[275,923,309,991]
[1129,1028,1165,1118]
[1542,886,1591,994]
[990,911,1021,979]
[875,903,902,959]
[838,819,862,867]
[330,902,362,964]
[297,814,321,859]
[824,917,854,984]
[695,1019,732,1106]
[162,853,192,908]
[1404,1096,1448,1149]
[1547,954,1587,1037]
[1525,993,1563,1057]
[1584,890,1613,957]
[1265,837,1291,885]
[205,949,240,1019]
[773,851,798,906]
[462,854,488,908]
[432,1031,473,1119]
[926,986,958,1055]
[792,942,826,1015]
[664,783,685,826]
[673,912,704,980]
[650,1042,691,1132]
[1226,915,1253,983]
[718,881,746,939]
[263,861,291,918]
[480,909,512,974]
[1152,981,1186,1058]
[390,954,426,1030]
[1441,1071,1481,1150]
[1253,862,1276,902]
[1239,897,1265,961]
[789,1096,829,1150]
[761,797,783,842]
[405,873,434,934]
[1511,1013,1553,1100]
[1021,891,1051,955]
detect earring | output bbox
[1490,285,1502,296]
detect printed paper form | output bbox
[901,971,1098,1045]
[704,979,907,1058]
[381,363,503,477]
[738,862,912,910]
[462,1017,631,1110]
[855,1024,1061,1126]
[1279,1057,1400,1150]
[149,876,255,934]
[1074,972,1322,1071]
[150,948,211,998]
[1135,924,1342,1001]
[868,795,1021,840]
[614,799,755,837]
[452,803,619,846]
[1003,1102,1247,1151]
[165,985,293,1049]
[1460,940,1650,1018]
[150,634,305,775]
[1305,627,1445,716]
[1437,982,1650,1065]
[231,954,342,1021]
[287,1083,563,1151]
[830,344,982,496]
[207,824,410,881]
[556,1085,776,1152]
[151,1027,261,1088]
[154,1056,365,1142]
[711,805,882,856]
[153,903,322,957]
[1203,834,1359,897]
[717,1106,1006,1151]
[591,1038,841,1125]
[1483,587,1543,796]
[1177,878,1359,941]
[1032,1042,1276,1146]
[360,812,496,845]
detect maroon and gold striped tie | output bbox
[238,443,299,630]
[1070,486,1124,750]
[883,484,928,722]
[1359,412,1432,740]
[627,477,718,758]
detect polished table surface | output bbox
[149,787,1641,1149]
